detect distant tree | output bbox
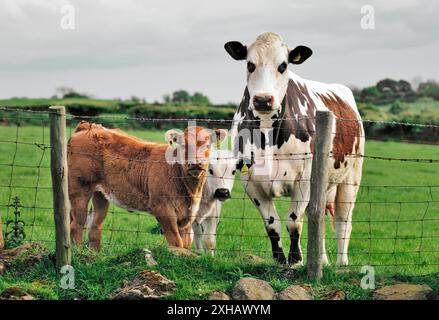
[172,90,191,103]
[418,80,439,100]
[163,94,171,104]
[130,95,141,103]
[191,92,210,105]
[55,86,89,99]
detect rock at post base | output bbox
[373,284,437,300]
[231,278,275,300]
[208,290,231,300]
[277,285,313,300]
[0,286,34,300]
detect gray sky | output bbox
[0,0,438,103]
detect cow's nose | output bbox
[214,188,231,201]
[253,95,274,111]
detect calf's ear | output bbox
[165,129,183,146]
[224,41,247,60]
[289,46,313,64]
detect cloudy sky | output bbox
[0,0,438,103]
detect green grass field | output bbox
[0,122,438,299]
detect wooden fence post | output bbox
[306,110,334,280]
[0,217,4,249]
[49,106,71,270]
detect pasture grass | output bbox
[0,122,438,299]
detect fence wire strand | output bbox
[0,108,438,276]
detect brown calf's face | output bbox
[166,126,218,178]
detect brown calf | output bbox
[68,122,217,251]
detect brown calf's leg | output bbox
[70,191,92,246]
[88,192,109,251]
[156,214,184,248]
[179,224,193,249]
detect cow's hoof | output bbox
[274,253,287,265]
[288,251,302,265]
[336,255,349,267]
[288,260,304,269]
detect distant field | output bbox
[1,123,438,280]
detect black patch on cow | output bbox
[283,171,287,176]
[235,80,316,154]
[268,216,274,224]
[253,198,260,206]
[267,229,286,264]
[290,212,297,220]
[288,229,302,264]
[236,159,253,171]
[344,161,348,167]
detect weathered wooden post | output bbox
[306,110,334,280]
[0,218,4,249]
[49,106,71,270]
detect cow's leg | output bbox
[286,180,310,266]
[193,220,204,251]
[245,185,285,263]
[199,204,221,255]
[156,214,184,248]
[88,192,109,251]
[70,190,92,246]
[334,183,359,266]
[179,224,193,249]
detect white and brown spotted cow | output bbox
[225,32,364,266]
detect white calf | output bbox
[193,149,236,254]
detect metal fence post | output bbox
[306,110,334,280]
[49,106,71,270]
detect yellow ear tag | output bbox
[241,163,249,174]
[216,139,221,149]
[293,53,301,63]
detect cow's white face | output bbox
[225,32,312,119]
[207,149,236,201]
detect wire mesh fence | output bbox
[0,107,438,276]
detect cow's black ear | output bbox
[224,41,247,61]
[289,46,313,64]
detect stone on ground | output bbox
[231,278,275,300]
[321,289,345,300]
[111,270,176,300]
[0,242,47,274]
[143,248,158,267]
[0,286,34,300]
[373,284,437,300]
[208,290,231,300]
[277,285,313,300]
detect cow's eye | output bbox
[247,61,256,73]
[277,62,287,74]
[232,170,236,175]
[209,169,214,175]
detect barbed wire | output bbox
[0,108,438,275]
